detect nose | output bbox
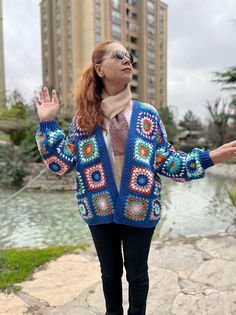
[122,56,131,66]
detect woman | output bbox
[35,40,236,315]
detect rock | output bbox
[0,293,28,315]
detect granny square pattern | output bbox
[92,191,114,216]
[186,154,204,179]
[44,155,70,175]
[129,166,154,195]
[84,162,107,190]
[136,112,158,140]
[150,199,161,221]
[36,100,213,228]
[78,198,93,220]
[79,136,99,164]
[125,195,148,221]
[134,137,153,165]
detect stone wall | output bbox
[25,163,76,191]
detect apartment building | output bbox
[40,0,168,116]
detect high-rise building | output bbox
[40,0,168,116]
[0,0,6,107]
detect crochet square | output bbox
[84,162,107,190]
[150,199,161,220]
[74,115,88,136]
[44,155,70,175]
[56,140,76,163]
[161,154,185,178]
[76,171,85,195]
[186,154,204,178]
[92,192,114,216]
[46,129,64,147]
[125,196,148,221]
[134,138,153,165]
[129,166,154,195]
[77,198,93,220]
[79,136,99,164]
[136,112,158,140]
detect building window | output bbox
[148,86,155,95]
[147,25,155,37]
[126,21,138,32]
[127,0,137,5]
[112,10,121,24]
[95,2,101,13]
[112,24,121,39]
[95,18,101,27]
[96,33,101,43]
[127,35,138,44]
[147,0,155,12]
[148,75,155,84]
[147,13,155,25]
[131,85,138,93]
[112,0,121,10]
[126,8,137,19]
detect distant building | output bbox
[0,0,6,107]
[40,0,168,116]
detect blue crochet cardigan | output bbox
[36,100,214,228]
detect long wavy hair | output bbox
[74,40,116,134]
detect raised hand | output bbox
[210,140,236,164]
[34,87,59,121]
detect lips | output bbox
[122,68,132,72]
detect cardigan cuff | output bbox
[199,150,214,169]
[39,120,61,132]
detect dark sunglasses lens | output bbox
[114,50,134,64]
[115,50,124,60]
[128,53,134,64]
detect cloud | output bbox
[3,0,42,104]
[165,0,236,120]
[2,0,236,119]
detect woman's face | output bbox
[97,42,134,86]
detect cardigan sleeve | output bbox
[35,119,77,176]
[155,119,214,182]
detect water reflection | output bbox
[0,174,235,249]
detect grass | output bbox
[0,245,79,291]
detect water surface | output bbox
[0,174,235,249]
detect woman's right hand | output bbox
[34,87,59,121]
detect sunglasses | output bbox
[111,50,134,65]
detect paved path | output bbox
[1,226,236,315]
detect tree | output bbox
[158,107,178,143]
[206,97,234,146]
[213,67,236,91]
[179,110,203,131]
[213,67,236,109]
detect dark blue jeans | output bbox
[89,223,155,315]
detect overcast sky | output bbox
[2,0,236,122]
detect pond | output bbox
[0,174,235,249]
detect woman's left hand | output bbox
[210,140,236,164]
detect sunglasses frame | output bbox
[111,50,134,65]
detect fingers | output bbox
[217,140,236,150]
[37,87,57,105]
[51,89,58,104]
[39,90,44,104]
[43,86,51,102]
[34,98,40,109]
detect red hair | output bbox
[74,40,116,134]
